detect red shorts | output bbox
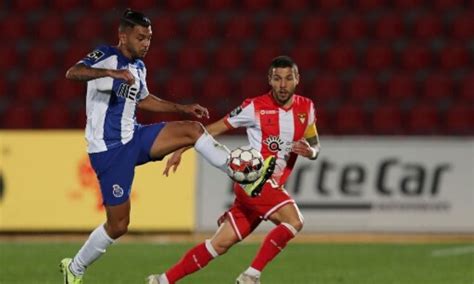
[218,181,295,240]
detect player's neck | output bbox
[116,44,134,60]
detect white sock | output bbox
[158,274,170,284]
[70,224,114,276]
[194,131,229,172]
[245,267,261,278]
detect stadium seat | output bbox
[413,13,443,40]
[433,0,462,10]
[2,104,34,129]
[355,0,387,11]
[460,73,474,102]
[176,46,207,71]
[261,15,293,42]
[50,0,81,10]
[422,73,453,101]
[0,77,7,99]
[364,43,394,71]
[34,14,66,41]
[0,15,27,42]
[15,75,47,103]
[151,15,179,42]
[0,46,19,69]
[73,15,104,42]
[385,73,417,102]
[289,44,319,71]
[450,12,474,41]
[298,16,330,43]
[165,0,195,10]
[162,73,195,103]
[371,105,404,134]
[348,72,379,102]
[143,47,170,73]
[325,44,356,71]
[204,0,234,11]
[310,73,342,103]
[400,43,432,71]
[50,79,85,103]
[242,0,272,11]
[12,0,43,12]
[62,44,92,69]
[312,107,331,134]
[213,43,244,71]
[334,104,367,134]
[251,45,283,70]
[90,0,119,10]
[223,15,255,41]
[444,104,474,135]
[201,73,232,100]
[39,103,71,129]
[238,73,269,99]
[439,44,469,70]
[279,0,311,11]
[407,104,439,134]
[337,14,367,42]
[374,13,404,41]
[317,0,346,10]
[393,0,424,10]
[186,16,218,42]
[26,45,57,71]
[125,0,156,10]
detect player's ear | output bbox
[118,31,127,44]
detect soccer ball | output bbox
[227,146,264,184]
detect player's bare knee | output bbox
[187,121,205,141]
[291,220,304,232]
[213,241,234,255]
[107,220,129,238]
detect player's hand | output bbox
[163,151,183,176]
[292,139,318,159]
[181,104,210,119]
[108,69,135,85]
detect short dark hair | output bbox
[268,55,299,75]
[119,8,151,31]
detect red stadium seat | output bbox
[223,15,255,41]
[325,44,356,71]
[364,43,394,71]
[238,73,269,99]
[460,73,474,102]
[298,16,330,43]
[51,79,85,103]
[0,15,27,42]
[251,45,283,70]
[317,0,346,10]
[279,0,311,11]
[62,44,91,69]
[176,46,207,71]
[422,73,453,101]
[12,0,43,12]
[201,73,232,100]
[213,43,244,71]
[26,45,57,71]
[374,13,404,41]
[413,13,443,40]
[73,15,104,42]
[0,46,19,69]
[400,43,432,71]
[204,0,234,11]
[385,73,417,102]
[143,47,170,73]
[50,0,81,10]
[371,105,403,134]
[393,0,424,10]
[450,13,474,41]
[162,73,195,103]
[186,16,218,42]
[334,104,367,134]
[72,106,87,129]
[0,77,7,98]
[289,44,319,72]
[34,14,66,41]
[151,15,179,42]
[165,0,195,10]
[407,104,439,134]
[337,14,367,42]
[242,0,272,11]
[355,0,387,11]
[261,15,293,42]
[125,0,156,10]
[444,104,474,135]
[310,73,342,103]
[433,0,462,10]
[348,73,379,102]
[39,103,71,129]
[439,44,469,70]
[2,104,34,129]
[90,0,119,10]
[15,75,47,103]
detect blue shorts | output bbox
[89,123,166,206]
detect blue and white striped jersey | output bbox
[79,45,149,153]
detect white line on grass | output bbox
[431,245,474,257]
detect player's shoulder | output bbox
[81,45,116,65]
[293,94,314,105]
[134,59,146,69]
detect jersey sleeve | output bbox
[137,65,149,101]
[224,99,256,129]
[78,45,111,67]
[304,101,318,138]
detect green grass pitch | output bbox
[1,242,472,283]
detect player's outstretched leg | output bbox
[60,258,83,284]
[241,156,276,197]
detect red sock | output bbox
[250,224,295,271]
[165,242,214,284]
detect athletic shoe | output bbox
[241,156,276,197]
[146,274,161,284]
[236,273,261,284]
[59,258,83,284]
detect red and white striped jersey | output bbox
[224,92,317,186]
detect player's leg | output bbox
[242,203,303,279]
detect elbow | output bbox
[65,67,74,80]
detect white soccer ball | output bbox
[227,145,264,184]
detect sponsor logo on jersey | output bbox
[297,113,307,124]
[260,109,278,115]
[229,106,243,117]
[117,83,138,101]
[86,50,105,61]
[112,184,124,198]
[264,136,284,152]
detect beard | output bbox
[273,90,294,105]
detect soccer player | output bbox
[148,56,320,284]
[59,9,274,284]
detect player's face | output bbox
[268,67,299,105]
[121,25,152,59]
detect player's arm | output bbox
[137,94,209,119]
[65,63,135,85]
[292,122,321,160]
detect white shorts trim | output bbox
[227,212,243,241]
[263,199,295,220]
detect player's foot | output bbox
[241,156,276,197]
[59,258,83,284]
[236,273,261,284]
[145,274,161,284]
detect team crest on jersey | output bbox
[229,106,242,117]
[86,50,105,61]
[297,113,307,124]
[264,136,284,152]
[112,184,124,198]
